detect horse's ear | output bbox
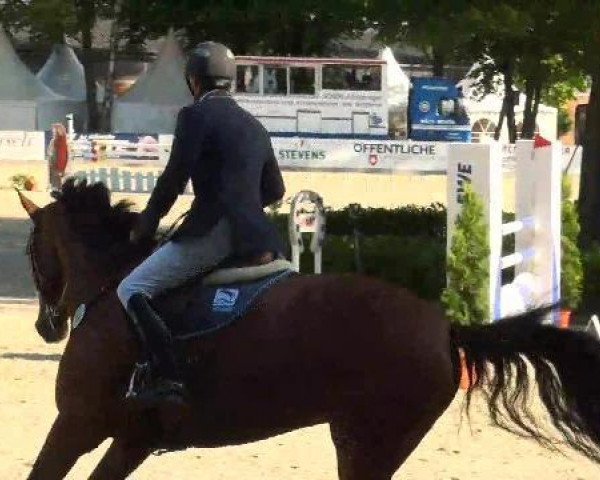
[15,189,39,218]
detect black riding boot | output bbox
[125,293,187,406]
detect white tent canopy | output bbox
[0,28,79,131]
[379,46,410,106]
[459,60,557,142]
[37,44,86,100]
[112,31,192,134]
[37,43,87,130]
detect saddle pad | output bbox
[169,269,294,340]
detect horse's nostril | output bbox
[35,320,49,341]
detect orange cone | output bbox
[459,349,477,390]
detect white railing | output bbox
[73,167,193,195]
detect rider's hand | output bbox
[130,210,159,243]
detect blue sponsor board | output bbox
[409,77,471,142]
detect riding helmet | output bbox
[185,41,235,93]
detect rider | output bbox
[116,41,286,406]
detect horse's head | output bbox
[18,179,150,343]
[18,190,70,343]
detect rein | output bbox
[156,209,190,247]
[27,225,67,332]
[27,227,57,297]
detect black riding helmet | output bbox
[185,41,235,96]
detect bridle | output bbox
[27,225,66,331]
[25,202,189,334]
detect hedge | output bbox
[267,205,526,301]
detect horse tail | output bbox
[451,306,600,463]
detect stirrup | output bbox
[125,361,153,400]
[126,362,187,408]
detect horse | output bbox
[17,179,600,480]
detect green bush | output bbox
[295,234,445,299]
[362,235,445,299]
[10,174,32,189]
[268,202,447,239]
[325,203,447,239]
[268,201,502,301]
[441,184,489,325]
[561,175,583,310]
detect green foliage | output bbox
[557,107,572,137]
[369,0,471,71]
[1,0,116,43]
[122,0,366,55]
[541,65,589,109]
[441,184,489,325]
[561,175,583,310]
[269,203,446,239]
[9,174,32,190]
[268,204,447,299]
[20,0,79,43]
[299,234,445,300]
[324,204,446,239]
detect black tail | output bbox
[452,307,600,463]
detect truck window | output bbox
[236,65,260,94]
[264,66,287,95]
[437,98,456,117]
[290,67,315,95]
[322,65,381,91]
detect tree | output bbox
[369,0,472,77]
[558,1,600,248]
[442,183,490,325]
[460,3,535,143]
[127,0,365,56]
[529,62,588,138]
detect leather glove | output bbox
[130,209,159,243]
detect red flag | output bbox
[533,134,551,148]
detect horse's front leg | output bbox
[88,438,151,480]
[28,413,107,480]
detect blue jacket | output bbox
[146,90,286,257]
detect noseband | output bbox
[27,226,65,331]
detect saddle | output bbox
[152,253,295,340]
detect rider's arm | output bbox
[145,107,195,219]
[261,151,285,207]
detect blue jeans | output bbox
[117,218,233,307]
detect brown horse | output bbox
[17,179,600,480]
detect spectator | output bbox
[47,123,69,192]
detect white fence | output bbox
[446,141,561,323]
[66,135,582,173]
[72,167,193,195]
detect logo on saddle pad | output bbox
[212,288,240,313]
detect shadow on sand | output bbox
[0,352,61,362]
[0,217,35,298]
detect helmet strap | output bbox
[186,77,194,97]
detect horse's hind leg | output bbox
[88,438,151,480]
[28,414,106,480]
[330,409,441,480]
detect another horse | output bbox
[18,179,600,480]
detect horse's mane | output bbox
[56,178,154,268]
